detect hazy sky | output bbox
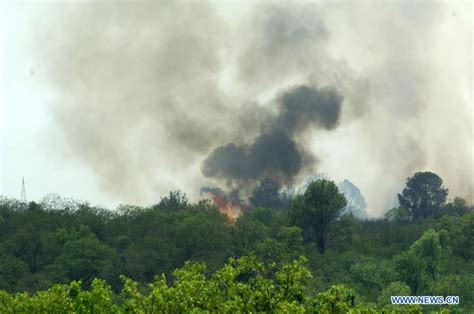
[1,1,472,216]
[0,1,255,208]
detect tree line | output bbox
[0,171,472,312]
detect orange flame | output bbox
[212,195,242,223]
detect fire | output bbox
[212,195,242,223]
[200,187,245,223]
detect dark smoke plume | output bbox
[202,85,343,184]
[201,131,301,182]
[276,85,342,133]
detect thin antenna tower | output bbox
[21,177,27,202]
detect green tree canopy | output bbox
[443,196,470,216]
[409,229,442,281]
[154,190,190,211]
[289,179,347,254]
[398,171,448,220]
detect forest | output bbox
[0,171,472,313]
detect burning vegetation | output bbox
[200,187,245,222]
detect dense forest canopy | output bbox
[0,171,473,312]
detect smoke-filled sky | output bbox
[1,1,472,216]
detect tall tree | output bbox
[289,179,347,254]
[398,172,448,220]
[337,179,369,219]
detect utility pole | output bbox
[21,177,27,202]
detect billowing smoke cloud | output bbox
[31,1,472,215]
[202,85,342,184]
[37,2,234,202]
[202,130,302,183]
[277,85,342,133]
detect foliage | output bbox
[385,207,411,225]
[0,171,472,312]
[451,210,474,260]
[443,197,470,216]
[0,257,376,313]
[349,257,396,301]
[289,179,347,254]
[398,172,448,220]
[377,281,411,306]
[154,190,190,211]
[409,229,442,281]
[394,229,443,294]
